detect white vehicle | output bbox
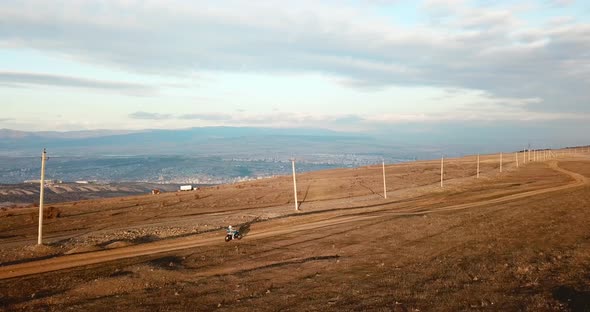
[179,185,193,191]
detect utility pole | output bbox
[500,152,503,173]
[515,152,519,168]
[477,154,480,178]
[291,159,298,211]
[528,149,531,162]
[38,148,46,245]
[440,155,444,188]
[382,160,387,199]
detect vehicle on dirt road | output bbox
[225,225,242,242]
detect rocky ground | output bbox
[0,182,190,208]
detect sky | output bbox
[1,0,589,146]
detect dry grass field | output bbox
[1,152,589,311]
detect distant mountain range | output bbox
[0,127,396,157]
[0,129,142,140]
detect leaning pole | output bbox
[291,159,299,211]
[440,155,444,188]
[382,160,387,199]
[38,148,46,245]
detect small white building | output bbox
[180,185,193,191]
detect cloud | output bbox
[363,110,589,123]
[179,113,232,121]
[127,104,590,132]
[128,111,172,120]
[549,0,575,7]
[1,0,589,114]
[0,71,156,95]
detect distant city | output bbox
[0,154,413,185]
[0,127,434,185]
[3,125,566,186]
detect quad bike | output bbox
[225,231,242,242]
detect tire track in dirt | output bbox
[369,160,588,217]
[0,161,586,280]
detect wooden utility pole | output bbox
[382,160,387,199]
[477,154,480,178]
[528,149,531,162]
[38,148,46,245]
[291,159,298,211]
[515,152,519,168]
[440,155,444,188]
